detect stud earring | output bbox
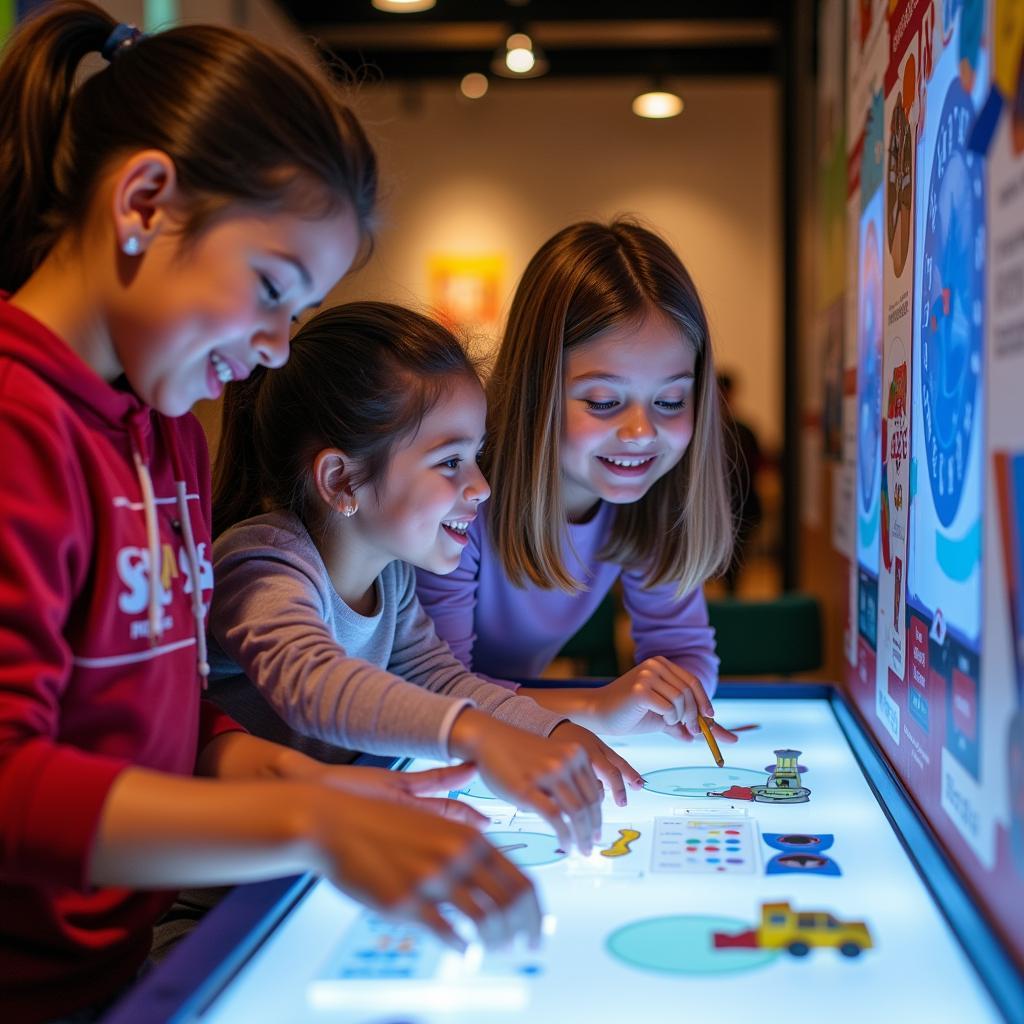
[122,236,141,256]
[342,504,357,518]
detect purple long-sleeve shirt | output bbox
[415,501,719,692]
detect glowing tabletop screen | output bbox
[108,690,1016,1023]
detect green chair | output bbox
[706,592,823,676]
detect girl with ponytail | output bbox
[208,302,642,870]
[0,5,538,1019]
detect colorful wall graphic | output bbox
[827,0,1024,969]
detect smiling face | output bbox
[351,374,491,574]
[560,311,697,520]
[108,205,361,416]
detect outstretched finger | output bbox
[446,881,506,949]
[550,778,593,854]
[656,658,716,718]
[483,850,544,948]
[419,796,490,828]
[401,762,478,796]
[707,719,740,744]
[588,751,627,808]
[415,901,467,953]
[662,720,697,742]
[526,789,573,853]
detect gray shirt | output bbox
[208,511,565,761]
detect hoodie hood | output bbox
[0,292,146,433]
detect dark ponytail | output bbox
[0,3,115,289]
[213,302,479,538]
[0,0,377,292]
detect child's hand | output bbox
[449,710,603,855]
[583,658,739,744]
[309,786,541,952]
[315,762,489,828]
[548,721,644,807]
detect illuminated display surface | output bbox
[185,698,1000,1023]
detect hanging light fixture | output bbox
[490,27,548,78]
[371,0,436,12]
[632,78,684,119]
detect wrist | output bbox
[285,782,338,875]
[520,686,595,717]
[266,745,325,784]
[448,706,499,760]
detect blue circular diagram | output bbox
[642,766,766,798]
[485,831,566,867]
[606,916,779,976]
[920,78,984,527]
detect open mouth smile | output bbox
[596,454,657,477]
[441,518,473,546]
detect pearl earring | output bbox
[122,236,141,256]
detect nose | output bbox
[465,463,491,504]
[252,316,291,370]
[617,405,656,445]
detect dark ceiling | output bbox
[275,1,784,82]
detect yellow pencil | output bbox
[697,713,724,767]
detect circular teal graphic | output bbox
[486,831,565,867]
[607,916,780,976]
[642,766,766,798]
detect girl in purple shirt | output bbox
[417,220,738,748]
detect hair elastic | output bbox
[101,23,146,63]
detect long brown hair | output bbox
[485,219,734,595]
[0,0,377,291]
[213,302,479,539]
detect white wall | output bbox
[335,76,782,448]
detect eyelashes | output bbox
[583,399,686,412]
[259,274,281,306]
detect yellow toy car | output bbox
[713,901,873,958]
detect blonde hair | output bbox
[485,219,734,595]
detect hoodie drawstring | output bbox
[175,478,210,688]
[161,418,211,690]
[128,421,164,648]
[129,414,210,689]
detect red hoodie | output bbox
[0,297,242,1022]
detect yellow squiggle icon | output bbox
[600,828,640,858]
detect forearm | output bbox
[90,766,324,889]
[196,729,319,782]
[517,686,603,730]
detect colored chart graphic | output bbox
[486,831,566,867]
[651,817,756,874]
[920,78,984,532]
[606,916,779,976]
[642,766,767,798]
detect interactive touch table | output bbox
[103,684,1024,1023]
